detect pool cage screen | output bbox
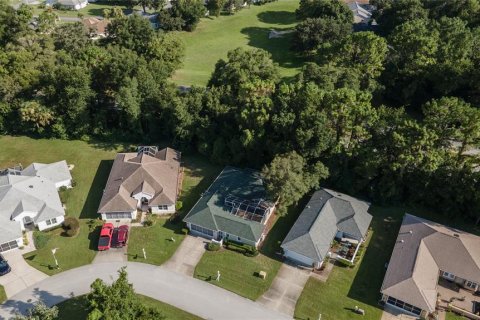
[225,195,274,223]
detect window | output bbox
[158,205,168,210]
[191,224,214,237]
[466,281,477,289]
[51,218,57,224]
[442,271,455,280]
[386,297,421,316]
[0,240,18,252]
[105,212,132,219]
[237,237,241,241]
[46,219,52,226]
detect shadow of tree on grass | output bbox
[257,10,297,25]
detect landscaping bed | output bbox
[0,285,6,304]
[56,294,203,320]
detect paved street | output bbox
[163,235,206,276]
[0,262,292,320]
[258,263,310,316]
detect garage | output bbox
[105,212,133,220]
[0,240,19,252]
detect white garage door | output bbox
[105,212,132,219]
[0,240,18,252]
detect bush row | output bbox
[224,239,259,257]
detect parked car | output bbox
[112,225,129,248]
[0,254,11,276]
[98,223,114,251]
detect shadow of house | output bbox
[257,10,297,25]
[88,225,102,251]
[346,207,402,309]
[240,26,305,70]
[79,160,114,219]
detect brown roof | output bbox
[98,147,181,213]
[82,17,109,35]
[381,214,480,312]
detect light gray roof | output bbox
[0,174,65,225]
[58,0,87,6]
[0,215,22,244]
[381,214,480,312]
[281,189,372,263]
[22,160,72,185]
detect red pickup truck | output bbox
[98,223,114,251]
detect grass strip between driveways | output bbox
[56,294,203,320]
[0,285,6,304]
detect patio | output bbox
[330,238,361,264]
[437,278,480,318]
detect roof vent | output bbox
[453,233,459,238]
[28,185,33,188]
[399,240,404,243]
[409,230,413,234]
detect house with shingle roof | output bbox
[183,166,276,248]
[0,161,71,252]
[381,214,480,318]
[281,189,372,268]
[97,146,181,220]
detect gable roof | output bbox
[97,147,181,214]
[22,160,72,185]
[381,214,480,312]
[183,166,274,243]
[281,189,372,263]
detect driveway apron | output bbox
[163,235,206,276]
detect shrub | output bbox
[144,219,154,227]
[176,201,183,211]
[63,216,80,237]
[207,242,220,251]
[244,247,259,257]
[33,231,51,249]
[336,258,354,268]
[182,227,189,235]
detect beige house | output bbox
[381,214,480,318]
[98,147,181,220]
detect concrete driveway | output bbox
[258,263,310,316]
[0,262,292,320]
[0,249,48,298]
[163,235,206,276]
[92,246,128,264]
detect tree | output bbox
[51,22,90,53]
[0,2,33,45]
[262,151,329,214]
[19,101,54,133]
[87,267,164,320]
[292,17,352,53]
[13,301,58,320]
[106,14,155,55]
[375,0,428,35]
[297,62,361,90]
[169,0,206,31]
[207,0,226,17]
[37,8,58,33]
[146,32,185,74]
[423,0,480,25]
[296,0,353,23]
[137,0,164,13]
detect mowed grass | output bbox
[445,312,468,320]
[0,285,6,304]
[294,205,480,320]
[56,294,203,320]
[31,1,151,18]
[172,0,304,86]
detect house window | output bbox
[386,297,422,316]
[442,271,455,280]
[466,281,477,289]
[51,218,57,224]
[46,219,52,226]
[237,237,241,241]
[158,205,168,210]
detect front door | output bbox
[217,231,224,241]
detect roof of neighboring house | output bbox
[281,189,372,263]
[22,160,72,186]
[183,166,274,243]
[82,17,109,35]
[0,174,65,225]
[381,214,480,312]
[97,147,181,214]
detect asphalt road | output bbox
[0,262,292,320]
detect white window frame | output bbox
[51,218,57,224]
[158,205,168,210]
[465,280,477,289]
[46,219,52,226]
[442,271,455,280]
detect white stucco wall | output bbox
[150,204,175,214]
[37,215,64,231]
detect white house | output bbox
[98,146,181,220]
[0,161,72,252]
[47,0,88,10]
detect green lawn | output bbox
[0,285,6,304]
[194,197,307,300]
[445,312,468,320]
[173,0,304,86]
[294,205,480,320]
[31,2,152,18]
[56,294,203,320]
[127,155,220,265]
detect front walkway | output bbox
[0,262,291,320]
[0,233,48,298]
[381,305,421,320]
[163,235,206,276]
[258,263,310,316]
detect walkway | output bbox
[163,235,206,276]
[258,263,310,316]
[0,262,291,320]
[381,305,420,320]
[0,233,48,298]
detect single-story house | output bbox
[97,146,181,220]
[82,17,109,38]
[22,160,72,189]
[183,166,276,248]
[281,189,372,269]
[380,214,480,318]
[0,161,71,252]
[47,0,88,10]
